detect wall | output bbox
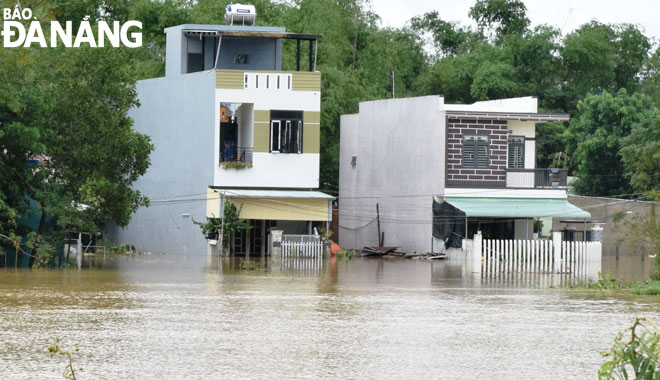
[514,219,534,239]
[213,86,321,188]
[164,25,286,76]
[508,120,536,169]
[106,71,216,255]
[338,96,446,253]
[338,114,360,250]
[554,195,659,257]
[237,103,254,148]
[446,117,508,188]
[216,37,282,71]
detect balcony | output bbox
[506,168,568,189]
[220,146,253,165]
[216,70,321,92]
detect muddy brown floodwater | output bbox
[1,255,660,379]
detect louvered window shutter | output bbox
[476,139,489,168]
[507,136,525,169]
[462,137,475,168]
[463,136,489,168]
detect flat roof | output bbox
[212,189,335,200]
[165,24,286,33]
[446,110,570,122]
[168,24,321,40]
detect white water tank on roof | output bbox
[225,4,257,26]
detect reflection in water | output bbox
[0,255,659,379]
[602,255,657,282]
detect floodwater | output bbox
[1,255,660,380]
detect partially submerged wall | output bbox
[555,195,658,257]
[339,96,446,253]
[107,72,216,255]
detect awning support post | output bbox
[583,219,587,242]
[465,217,468,239]
[218,192,225,256]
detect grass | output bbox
[336,249,356,260]
[570,271,625,290]
[570,271,660,295]
[632,280,660,295]
[240,259,265,271]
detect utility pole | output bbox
[391,71,395,98]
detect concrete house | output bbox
[108,15,333,255]
[339,96,591,254]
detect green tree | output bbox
[0,45,155,267]
[409,11,474,57]
[564,90,656,197]
[559,22,650,111]
[469,0,530,42]
[37,47,153,231]
[620,111,660,199]
[640,48,660,107]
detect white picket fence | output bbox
[281,256,324,273]
[475,232,602,276]
[281,235,325,259]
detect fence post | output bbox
[552,231,562,273]
[472,232,482,266]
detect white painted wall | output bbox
[445,96,538,113]
[508,120,536,169]
[338,96,446,253]
[338,114,361,250]
[107,72,216,255]
[214,152,319,188]
[215,89,320,111]
[237,103,254,148]
[213,88,321,188]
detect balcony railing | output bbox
[506,168,567,189]
[220,147,253,164]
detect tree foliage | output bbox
[620,111,660,199]
[3,0,660,266]
[0,5,154,267]
[564,90,656,197]
[469,0,530,42]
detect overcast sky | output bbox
[369,0,660,41]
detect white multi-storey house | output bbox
[109,15,332,255]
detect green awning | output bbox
[443,197,591,219]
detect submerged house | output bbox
[108,9,333,255]
[339,96,591,254]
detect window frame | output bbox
[507,135,525,169]
[462,135,490,169]
[270,111,303,154]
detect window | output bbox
[507,136,525,169]
[462,135,489,168]
[270,111,303,153]
[233,54,250,64]
[186,37,203,73]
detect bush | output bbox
[600,317,660,379]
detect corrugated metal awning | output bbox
[207,189,333,221]
[443,197,591,218]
